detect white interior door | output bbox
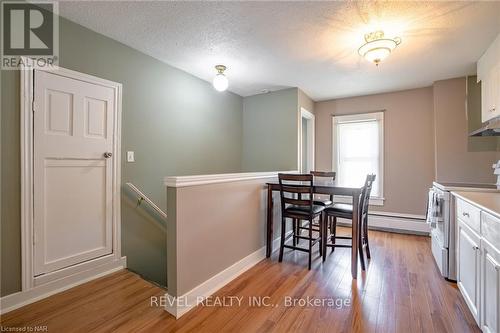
[33,70,116,276]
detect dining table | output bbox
[265,180,364,279]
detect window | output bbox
[332,111,384,205]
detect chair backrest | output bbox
[278,173,314,216]
[310,171,336,181]
[359,174,376,217]
[310,171,336,201]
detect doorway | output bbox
[300,108,315,173]
[21,63,123,289]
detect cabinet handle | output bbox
[472,246,479,251]
[462,212,470,218]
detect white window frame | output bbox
[332,111,385,206]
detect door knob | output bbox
[104,152,113,158]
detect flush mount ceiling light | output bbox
[212,65,228,92]
[358,31,402,66]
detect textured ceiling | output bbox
[59,1,500,100]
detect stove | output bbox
[428,182,498,281]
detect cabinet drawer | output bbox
[457,198,481,233]
[482,212,500,246]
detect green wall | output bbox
[242,88,299,172]
[1,16,244,295]
[1,69,21,296]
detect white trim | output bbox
[165,231,291,319]
[337,213,430,234]
[332,195,385,206]
[164,171,297,188]
[20,58,34,290]
[299,108,315,173]
[20,60,123,291]
[332,111,385,200]
[0,257,126,314]
[34,254,118,286]
[165,247,266,318]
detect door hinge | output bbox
[32,100,35,113]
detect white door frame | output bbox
[20,60,122,290]
[299,108,315,173]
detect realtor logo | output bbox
[1,1,59,70]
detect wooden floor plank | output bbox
[0,228,480,333]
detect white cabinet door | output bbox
[457,219,481,323]
[482,74,492,122]
[488,65,500,120]
[494,64,500,120]
[482,67,500,122]
[479,32,500,123]
[33,69,117,275]
[481,240,500,333]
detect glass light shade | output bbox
[358,38,398,65]
[213,73,228,92]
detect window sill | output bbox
[333,195,385,206]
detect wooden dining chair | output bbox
[278,173,325,270]
[310,171,336,207]
[293,171,336,245]
[321,174,376,270]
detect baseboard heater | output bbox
[335,211,429,235]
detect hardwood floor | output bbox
[1,228,480,333]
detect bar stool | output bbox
[310,171,336,207]
[294,171,336,245]
[321,174,375,270]
[278,173,325,270]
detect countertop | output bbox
[452,191,500,219]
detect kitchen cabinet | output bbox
[455,194,500,330]
[478,33,500,122]
[457,218,481,322]
[480,237,500,333]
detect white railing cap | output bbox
[164,171,297,188]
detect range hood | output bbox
[470,115,500,136]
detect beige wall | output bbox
[434,78,500,183]
[315,87,435,216]
[298,88,315,114]
[166,178,281,296]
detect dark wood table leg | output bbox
[322,213,327,262]
[351,192,359,279]
[266,185,274,258]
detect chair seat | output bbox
[325,203,353,214]
[313,199,333,207]
[286,205,324,216]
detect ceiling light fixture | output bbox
[212,65,228,92]
[358,31,401,66]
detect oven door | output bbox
[428,187,450,278]
[431,228,449,277]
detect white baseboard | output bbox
[165,247,265,318]
[338,213,430,234]
[165,231,292,319]
[0,256,127,314]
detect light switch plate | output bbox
[127,151,135,162]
